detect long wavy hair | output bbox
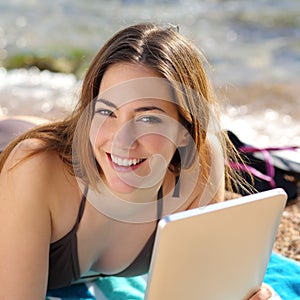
[0,23,244,193]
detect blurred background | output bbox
[0,0,299,148]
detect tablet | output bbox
[145,188,287,300]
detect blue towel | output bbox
[264,252,300,300]
[46,252,300,300]
[46,276,146,300]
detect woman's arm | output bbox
[187,135,225,209]
[0,142,52,299]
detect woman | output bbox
[0,23,273,299]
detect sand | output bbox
[274,192,300,262]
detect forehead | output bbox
[98,63,176,107]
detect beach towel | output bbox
[46,276,146,300]
[265,252,300,300]
[46,252,300,300]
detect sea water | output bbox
[0,0,299,147]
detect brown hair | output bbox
[0,23,244,192]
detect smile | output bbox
[108,153,146,167]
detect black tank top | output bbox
[48,178,180,290]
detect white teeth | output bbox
[111,155,143,167]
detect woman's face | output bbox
[90,63,187,195]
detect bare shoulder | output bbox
[0,136,81,238]
[0,139,63,216]
[0,139,56,297]
[1,138,61,184]
[1,136,80,201]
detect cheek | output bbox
[89,117,107,149]
[141,135,177,158]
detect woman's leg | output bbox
[0,115,49,152]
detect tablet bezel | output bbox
[145,188,287,300]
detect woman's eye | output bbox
[137,115,162,124]
[95,109,115,117]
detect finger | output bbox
[250,286,273,300]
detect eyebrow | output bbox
[96,98,167,113]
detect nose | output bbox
[112,119,138,151]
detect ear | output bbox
[177,129,189,147]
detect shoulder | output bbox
[0,139,54,248]
[0,140,59,208]
[0,138,81,240]
[0,138,76,210]
[2,138,61,180]
[0,139,59,296]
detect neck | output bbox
[86,179,164,223]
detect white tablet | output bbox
[145,188,287,300]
